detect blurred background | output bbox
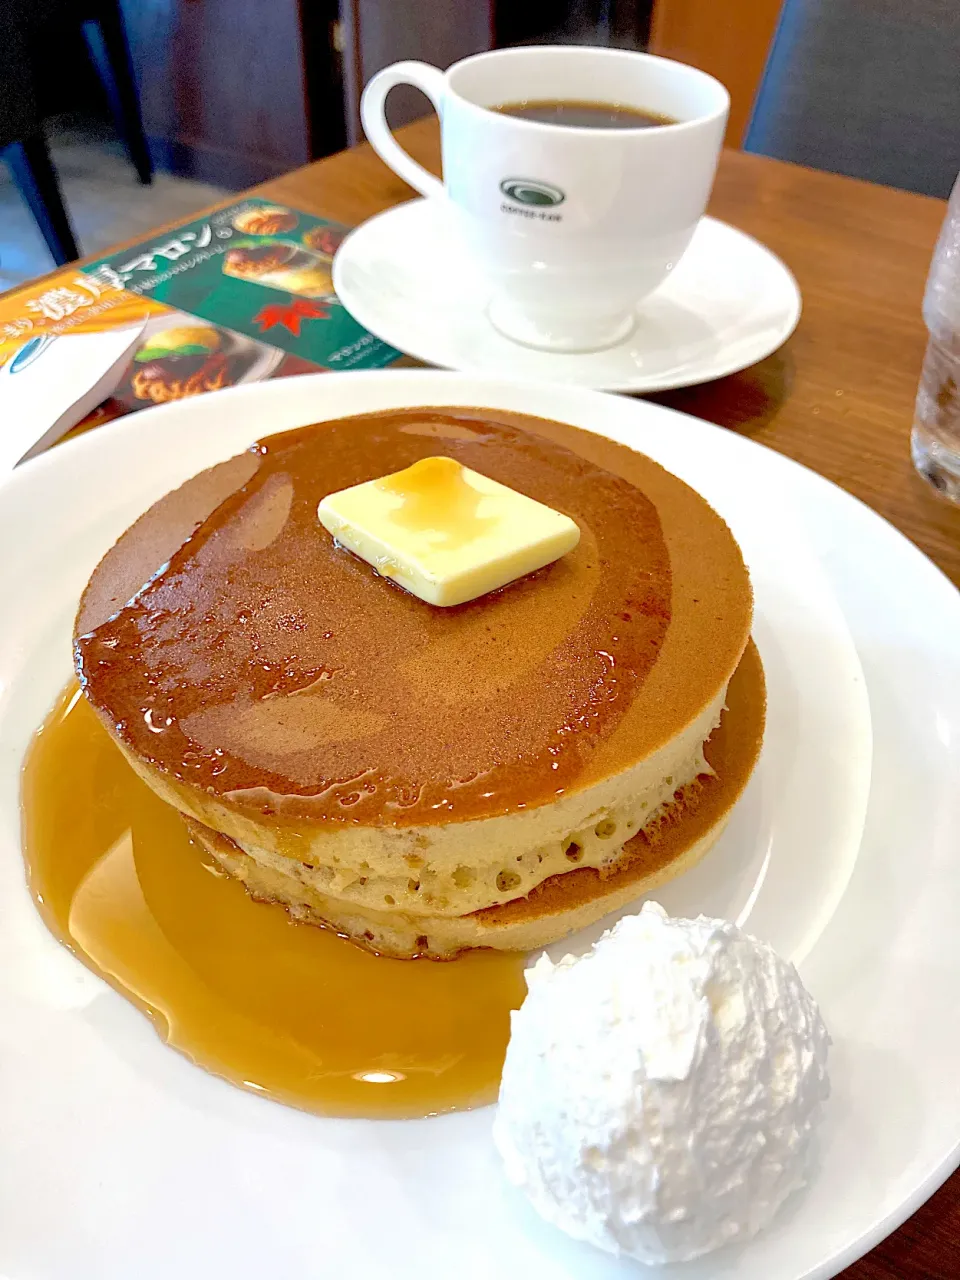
[1,0,957,287]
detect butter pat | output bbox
[317,456,580,607]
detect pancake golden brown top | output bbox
[75,409,750,827]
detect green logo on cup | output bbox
[499,178,565,207]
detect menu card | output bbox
[0,198,401,452]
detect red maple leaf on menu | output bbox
[252,298,329,336]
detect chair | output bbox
[0,0,152,267]
[744,0,960,198]
[1,0,80,264]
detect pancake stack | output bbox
[74,408,763,958]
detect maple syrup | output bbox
[377,455,497,549]
[74,410,673,826]
[21,684,527,1119]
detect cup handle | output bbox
[360,61,446,200]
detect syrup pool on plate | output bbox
[21,684,527,1119]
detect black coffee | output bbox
[493,99,677,129]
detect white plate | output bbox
[0,372,958,1280]
[333,201,801,392]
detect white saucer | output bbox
[333,200,801,392]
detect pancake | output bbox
[74,407,761,956]
[186,639,764,958]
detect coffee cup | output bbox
[361,46,729,353]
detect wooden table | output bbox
[19,118,960,1276]
[257,119,960,1280]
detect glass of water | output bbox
[912,172,960,501]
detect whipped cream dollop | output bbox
[493,902,830,1266]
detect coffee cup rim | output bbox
[443,46,730,133]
